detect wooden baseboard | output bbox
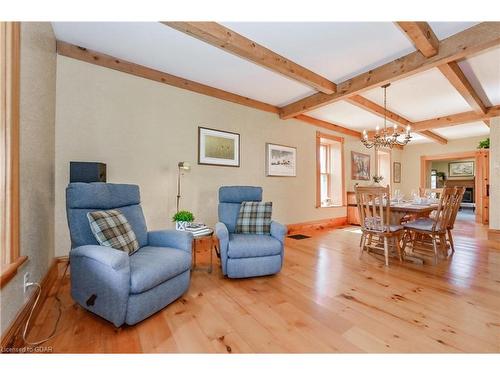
[287,217,348,234]
[1,256,68,350]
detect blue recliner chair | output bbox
[215,186,287,278]
[66,182,193,327]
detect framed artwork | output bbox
[198,127,240,167]
[449,161,474,177]
[266,143,296,177]
[393,162,401,183]
[351,151,370,180]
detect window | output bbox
[376,149,391,187]
[316,132,344,208]
[430,169,437,189]
[1,22,24,288]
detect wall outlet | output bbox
[23,272,30,294]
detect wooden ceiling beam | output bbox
[346,95,447,144]
[412,105,500,131]
[56,41,279,114]
[163,22,337,94]
[346,95,411,126]
[396,22,439,57]
[279,22,500,119]
[294,114,362,138]
[418,130,448,145]
[438,61,487,114]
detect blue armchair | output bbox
[215,186,287,278]
[66,182,192,327]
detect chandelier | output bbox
[361,83,412,149]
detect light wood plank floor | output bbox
[28,217,500,353]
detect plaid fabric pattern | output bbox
[87,209,139,254]
[235,201,272,234]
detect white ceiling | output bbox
[52,22,494,144]
[361,68,473,122]
[433,122,490,139]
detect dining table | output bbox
[366,200,440,265]
[388,201,438,224]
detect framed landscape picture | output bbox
[198,127,240,167]
[393,162,401,183]
[266,143,296,177]
[351,151,370,180]
[449,161,474,177]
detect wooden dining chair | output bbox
[403,187,461,263]
[355,185,404,266]
[446,186,466,254]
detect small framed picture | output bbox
[266,143,296,177]
[351,151,370,180]
[393,162,401,183]
[198,127,240,167]
[448,161,474,177]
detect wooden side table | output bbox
[192,229,216,273]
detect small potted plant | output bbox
[478,137,489,149]
[372,175,384,185]
[172,210,195,231]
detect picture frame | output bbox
[448,161,474,177]
[266,143,297,177]
[351,151,370,180]
[393,162,401,183]
[198,127,240,167]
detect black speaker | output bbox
[70,162,106,183]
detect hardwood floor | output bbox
[27,217,500,353]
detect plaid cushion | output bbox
[235,201,272,234]
[87,209,139,254]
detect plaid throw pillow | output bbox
[235,201,272,234]
[87,209,139,254]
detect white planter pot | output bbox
[175,221,188,231]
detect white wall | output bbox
[1,23,56,336]
[54,56,374,257]
[399,136,486,197]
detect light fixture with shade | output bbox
[176,161,191,212]
[361,83,412,149]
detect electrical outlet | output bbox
[23,272,30,294]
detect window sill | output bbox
[318,204,346,209]
[0,256,28,289]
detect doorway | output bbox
[420,151,489,224]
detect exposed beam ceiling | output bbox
[57,41,362,139]
[294,115,362,138]
[417,130,449,145]
[346,94,447,144]
[438,61,490,126]
[56,41,279,114]
[163,22,337,94]
[411,105,500,131]
[279,22,500,119]
[396,22,439,57]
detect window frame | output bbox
[376,148,392,187]
[1,22,25,289]
[315,131,345,208]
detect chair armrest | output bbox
[215,222,229,275]
[148,230,193,253]
[70,245,130,271]
[270,221,287,244]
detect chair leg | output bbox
[439,233,448,258]
[383,237,389,267]
[359,232,364,248]
[395,235,403,262]
[359,233,366,259]
[447,228,455,254]
[431,236,439,264]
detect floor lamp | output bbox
[176,161,191,212]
